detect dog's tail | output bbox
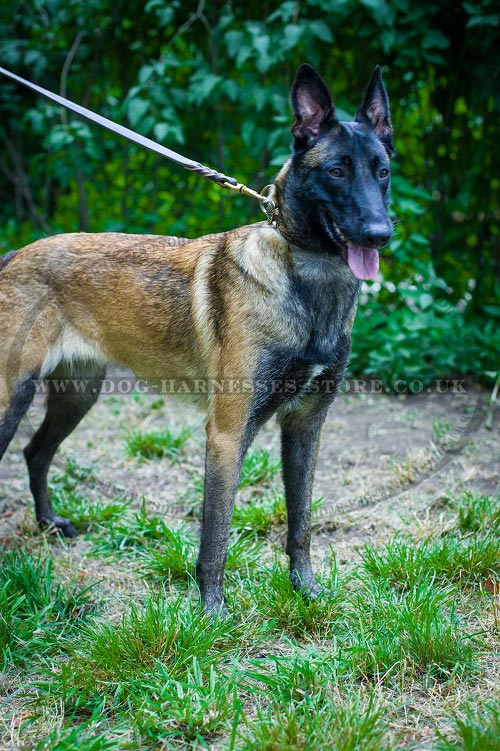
[0,250,19,272]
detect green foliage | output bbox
[50,485,131,533]
[131,661,237,744]
[244,562,478,682]
[347,577,478,682]
[36,725,124,751]
[138,526,264,582]
[0,1,497,385]
[246,561,347,638]
[232,491,289,533]
[244,648,339,703]
[90,502,185,556]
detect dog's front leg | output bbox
[280,407,329,597]
[196,398,250,616]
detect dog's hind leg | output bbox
[23,363,105,537]
[0,373,38,461]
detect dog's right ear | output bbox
[291,64,337,149]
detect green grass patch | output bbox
[233,492,324,534]
[245,564,478,684]
[90,501,180,556]
[232,491,288,533]
[245,561,347,638]
[141,529,265,583]
[456,492,500,534]
[239,692,393,751]
[360,532,500,588]
[36,724,125,751]
[437,703,500,750]
[138,525,196,581]
[132,661,237,745]
[0,548,94,667]
[243,647,340,702]
[33,596,237,722]
[347,577,478,682]
[239,448,281,488]
[125,426,190,460]
[50,487,131,533]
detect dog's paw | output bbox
[291,571,327,601]
[202,595,232,623]
[39,515,78,539]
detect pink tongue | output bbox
[347,244,379,280]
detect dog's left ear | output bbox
[291,64,338,149]
[355,66,394,155]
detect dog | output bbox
[0,64,393,616]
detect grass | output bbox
[437,703,500,750]
[2,480,497,749]
[232,492,324,534]
[346,577,478,682]
[241,565,478,683]
[33,596,237,718]
[433,417,451,445]
[90,501,183,556]
[360,532,500,588]
[239,692,393,751]
[232,491,288,533]
[125,426,191,460]
[456,492,500,534]
[0,547,94,667]
[243,560,347,638]
[50,486,132,533]
[35,725,126,751]
[131,661,237,744]
[238,448,281,488]
[243,647,340,702]
[140,528,265,582]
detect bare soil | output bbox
[1,373,497,556]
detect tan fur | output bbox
[0,224,297,418]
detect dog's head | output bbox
[277,64,394,280]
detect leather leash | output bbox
[0,65,279,223]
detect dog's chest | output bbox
[287,254,359,365]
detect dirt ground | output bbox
[0,373,497,557]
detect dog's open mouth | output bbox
[320,210,380,280]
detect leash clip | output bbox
[260,184,279,227]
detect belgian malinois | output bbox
[0,64,393,615]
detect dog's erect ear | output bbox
[291,64,337,149]
[355,66,394,155]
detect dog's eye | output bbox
[329,167,344,178]
[379,168,389,178]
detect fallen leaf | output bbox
[483,578,499,595]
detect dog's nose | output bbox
[361,225,392,249]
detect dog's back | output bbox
[0,250,19,272]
